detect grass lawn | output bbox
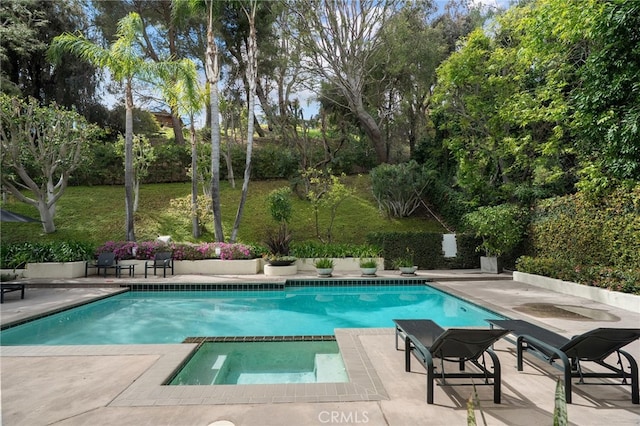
[0,175,445,246]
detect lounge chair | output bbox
[144,252,174,278]
[85,252,118,277]
[394,319,510,404]
[488,319,640,404]
[1,283,25,303]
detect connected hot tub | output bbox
[169,339,348,385]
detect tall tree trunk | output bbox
[124,78,136,241]
[231,2,257,243]
[253,113,265,137]
[170,106,186,145]
[206,1,224,242]
[37,199,56,233]
[133,178,140,213]
[189,114,200,238]
[354,103,386,163]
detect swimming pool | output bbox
[0,283,502,345]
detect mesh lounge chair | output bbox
[144,252,174,278]
[394,319,510,404]
[488,319,640,404]
[85,252,118,277]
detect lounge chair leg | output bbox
[620,350,639,404]
[426,354,435,404]
[560,354,572,404]
[516,336,525,371]
[405,336,412,372]
[487,349,501,404]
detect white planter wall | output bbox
[513,271,640,313]
[25,261,86,279]
[173,259,261,275]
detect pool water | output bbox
[170,341,348,385]
[0,284,502,345]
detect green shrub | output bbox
[0,241,94,268]
[267,187,293,224]
[370,161,434,217]
[290,241,381,258]
[251,144,299,179]
[463,204,529,257]
[145,144,190,183]
[516,256,640,295]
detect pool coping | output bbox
[0,328,390,405]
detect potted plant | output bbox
[264,187,297,266]
[394,248,417,275]
[314,257,334,277]
[359,258,378,276]
[463,204,527,273]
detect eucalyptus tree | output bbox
[291,0,403,164]
[230,0,258,243]
[217,0,280,137]
[370,3,445,159]
[50,12,192,241]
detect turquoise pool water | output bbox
[0,284,502,345]
[170,341,348,385]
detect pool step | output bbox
[210,355,227,384]
[314,353,347,383]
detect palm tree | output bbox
[50,12,194,242]
[173,0,225,242]
[49,12,147,241]
[155,58,203,238]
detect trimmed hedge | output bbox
[518,186,640,294]
[366,231,481,270]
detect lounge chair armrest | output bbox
[407,333,430,355]
[518,334,570,364]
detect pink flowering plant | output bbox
[94,241,256,261]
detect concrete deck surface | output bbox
[1,270,639,425]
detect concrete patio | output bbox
[1,270,639,425]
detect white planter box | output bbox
[296,258,385,272]
[264,264,298,276]
[480,256,502,274]
[25,261,86,279]
[173,259,261,275]
[513,271,640,313]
